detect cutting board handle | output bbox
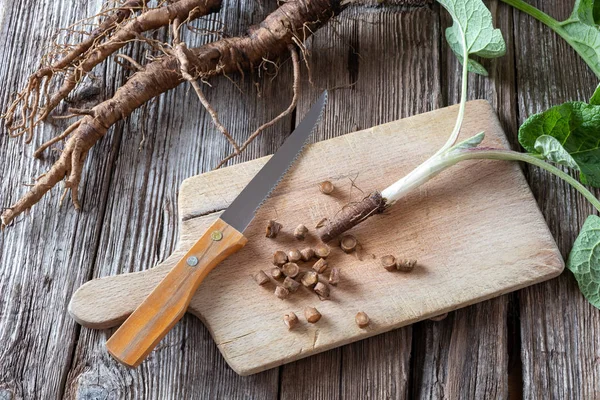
[104,218,246,367]
[67,221,243,330]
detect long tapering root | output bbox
[0,117,99,226]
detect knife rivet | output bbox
[211,230,223,241]
[187,256,199,267]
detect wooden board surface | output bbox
[69,100,563,375]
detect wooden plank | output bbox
[0,1,132,398]
[69,100,564,376]
[512,0,600,398]
[281,4,442,398]
[409,1,517,398]
[62,0,288,398]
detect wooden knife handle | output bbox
[106,217,247,367]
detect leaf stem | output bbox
[454,149,600,212]
[437,40,469,155]
[500,0,560,29]
[382,144,600,213]
[501,0,600,77]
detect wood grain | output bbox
[513,1,600,398]
[69,101,563,375]
[1,0,595,398]
[62,0,285,398]
[408,1,519,398]
[0,1,131,398]
[285,5,439,398]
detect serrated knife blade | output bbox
[106,91,327,368]
[221,91,327,232]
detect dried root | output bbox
[3,0,144,140]
[214,43,302,168]
[318,192,387,242]
[3,0,220,138]
[1,0,344,227]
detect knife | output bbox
[106,91,328,367]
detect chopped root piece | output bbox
[340,234,357,253]
[283,276,300,293]
[282,262,300,278]
[253,270,270,285]
[355,312,369,328]
[271,267,283,280]
[314,244,331,258]
[266,220,283,238]
[294,224,308,240]
[275,286,290,299]
[318,181,334,195]
[305,307,322,323]
[381,255,397,272]
[329,267,340,286]
[300,248,315,262]
[429,313,448,322]
[397,259,417,272]
[314,282,330,300]
[301,270,319,288]
[288,249,302,263]
[284,312,299,329]
[312,258,328,274]
[273,251,288,266]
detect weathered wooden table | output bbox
[0,0,597,398]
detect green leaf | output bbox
[559,22,600,77]
[439,0,506,76]
[571,0,600,26]
[533,135,580,169]
[590,83,600,105]
[465,58,490,76]
[451,131,485,151]
[568,215,600,308]
[502,0,600,77]
[519,100,600,187]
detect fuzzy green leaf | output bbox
[439,0,506,75]
[568,215,600,308]
[502,0,600,77]
[451,131,485,151]
[556,0,600,77]
[590,83,600,105]
[533,135,580,169]
[572,0,600,27]
[560,22,600,76]
[561,0,600,76]
[519,101,600,187]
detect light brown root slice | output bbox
[215,44,301,169]
[318,192,387,242]
[3,0,144,133]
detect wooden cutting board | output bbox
[69,100,564,375]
